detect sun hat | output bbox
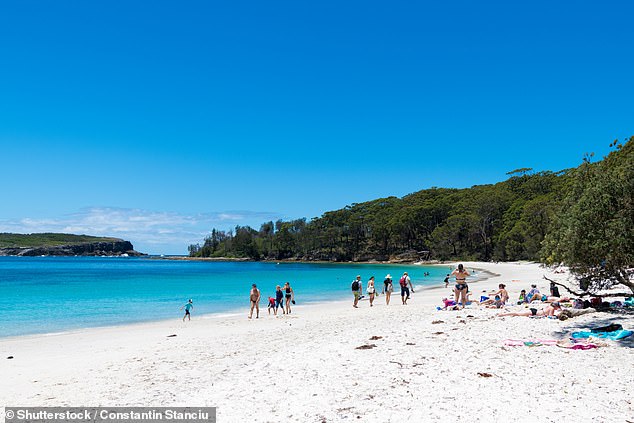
[386,274,392,279]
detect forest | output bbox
[189,138,633,292]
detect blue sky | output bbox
[1,1,632,254]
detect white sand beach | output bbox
[1,262,633,422]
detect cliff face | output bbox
[0,240,143,257]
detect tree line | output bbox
[189,137,633,294]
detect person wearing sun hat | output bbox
[383,274,394,305]
[399,272,414,305]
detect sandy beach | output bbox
[1,261,633,423]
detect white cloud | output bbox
[0,207,284,255]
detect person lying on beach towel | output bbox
[529,294,572,303]
[557,307,596,320]
[497,302,561,318]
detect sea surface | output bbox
[0,257,458,338]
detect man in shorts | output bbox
[181,299,194,321]
[351,275,363,308]
[399,272,414,305]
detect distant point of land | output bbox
[0,233,143,256]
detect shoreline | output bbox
[2,261,632,422]
[0,262,496,342]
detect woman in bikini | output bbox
[450,264,470,309]
[497,302,561,317]
[248,284,261,319]
[283,282,294,314]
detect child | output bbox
[267,297,276,315]
[439,298,456,310]
[518,289,527,304]
[181,299,194,321]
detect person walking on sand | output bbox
[181,299,194,321]
[443,274,450,288]
[248,284,261,319]
[351,275,362,308]
[274,285,285,316]
[383,274,394,305]
[399,272,414,305]
[283,282,295,314]
[450,264,470,309]
[367,276,377,307]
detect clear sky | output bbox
[1,1,632,254]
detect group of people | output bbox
[250,282,295,319]
[351,272,415,308]
[180,282,296,321]
[438,271,576,318]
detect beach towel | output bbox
[503,339,559,347]
[504,339,603,349]
[556,341,599,350]
[571,329,633,340]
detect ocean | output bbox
[0,257,456,338]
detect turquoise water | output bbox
[0,257,451,338]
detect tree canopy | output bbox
[542,137,634,294]
[189,137,633,294]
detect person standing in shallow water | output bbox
[383,274,394,305]
[367,276,376,307]
[181,299,193,321]
[248,284,261,319]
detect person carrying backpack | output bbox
[399,272,414,305]
[351,275,363,308]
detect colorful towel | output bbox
[556,342,599,350]
[503,339,558,347]
[571,329,633,340]
[504,339,604,349]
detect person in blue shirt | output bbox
[181,299,194,321]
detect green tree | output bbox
[543,138,634,294]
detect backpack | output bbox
[351,280,360,291]
[399,276,408,287]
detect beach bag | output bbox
[351,281,359,291]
